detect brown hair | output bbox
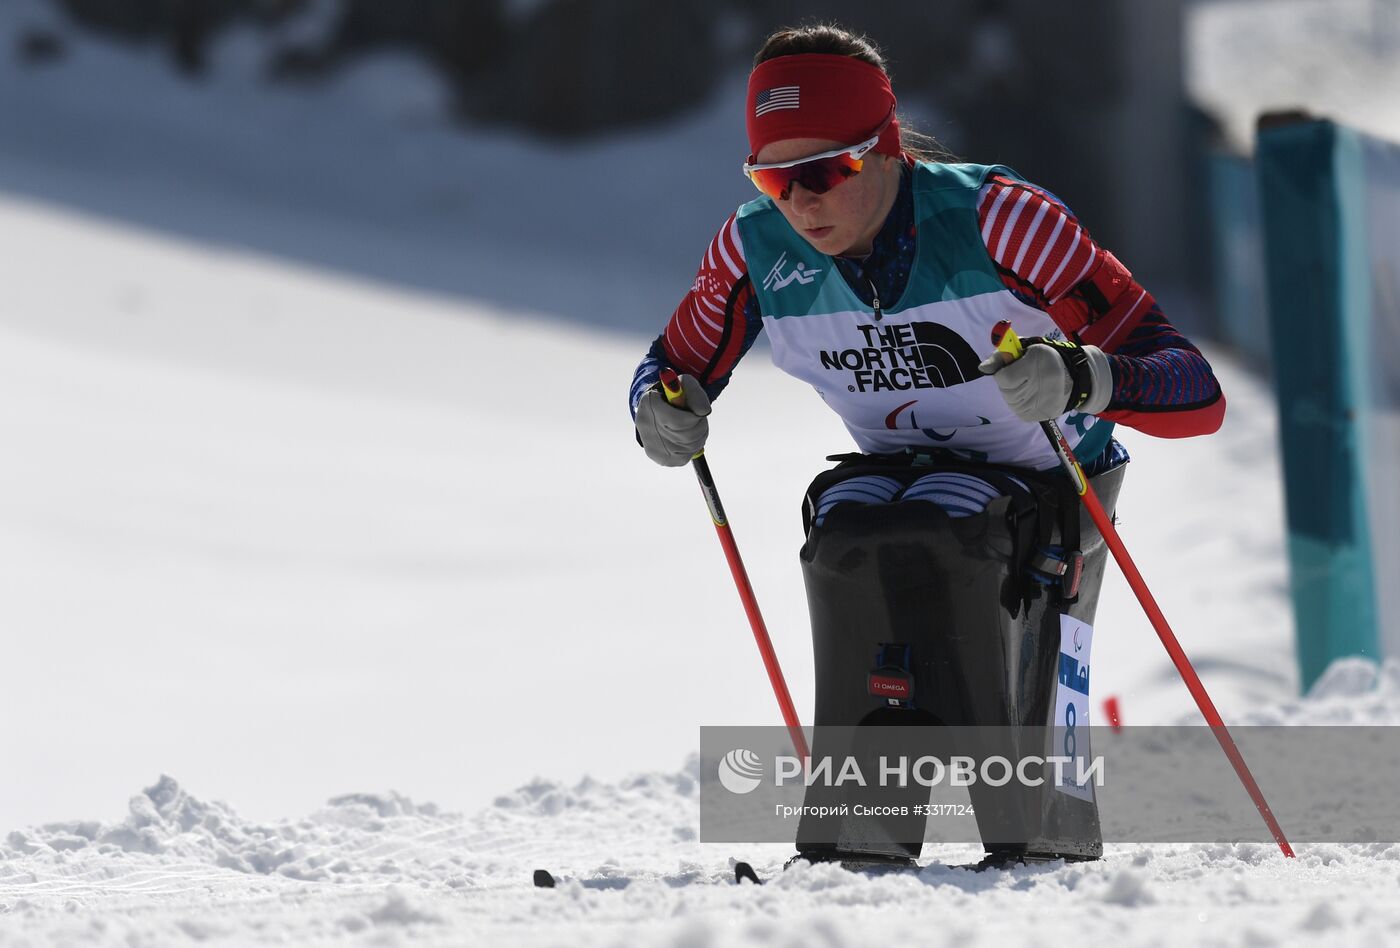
[753,23,957,164]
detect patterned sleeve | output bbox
[628,213,764,418]
[976,174,1225,438]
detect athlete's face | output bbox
[754,137,901,258]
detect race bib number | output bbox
[1053,614,1094,801]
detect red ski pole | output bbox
[658,369,811,763]
[990,322,1295,858]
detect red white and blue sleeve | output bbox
[628,213,764,419]
[977,174,1225,438]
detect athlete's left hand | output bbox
[978,337,1112,423]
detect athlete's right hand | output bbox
[635,374,711,467]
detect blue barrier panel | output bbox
[1205,152,1270,366]
[1255,119,1393,689]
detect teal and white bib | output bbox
[736,161,1110,470]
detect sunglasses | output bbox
[742,111,893,201]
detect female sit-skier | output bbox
[629,24,1224,870]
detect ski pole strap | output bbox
[990,321,1089,496]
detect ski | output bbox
[728,852,1068,884]
[535,852,1061,889]
[534,862,761,888]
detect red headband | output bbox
[746,53,901,162]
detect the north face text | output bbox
[820,323,984,393]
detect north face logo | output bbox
[820,322,984,393]
[762,251,822,291]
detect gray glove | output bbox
[635,374,712,467]
[978,337,1112,422]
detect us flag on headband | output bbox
[754,86,800,116]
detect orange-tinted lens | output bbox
[748,153,864,201]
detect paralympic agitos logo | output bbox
[822,322,983,394]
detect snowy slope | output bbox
[4,662,1400,948]
[0,187,1342,948]
[0,191,827,834]
[0,0,757,338]
[3,4,1384,944]
[0,0,1298,838]
[0,188,1293,837]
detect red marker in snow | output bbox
[1103,695,1123,733]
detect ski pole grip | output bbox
[991,319,1025,361]
[658,368,687,409]
[658,367,706,463]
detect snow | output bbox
[0,0,755,338]
[7,720,1400,945]
[1188,0,1400,152]
[0,5,1393,944]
